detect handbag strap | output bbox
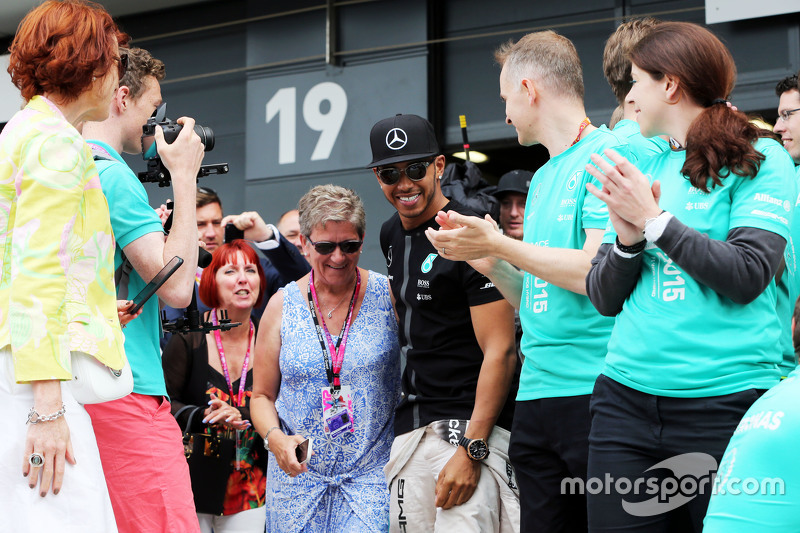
[175,405,202,436]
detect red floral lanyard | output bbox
[571,117,591,146]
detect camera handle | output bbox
[138,161,229,188]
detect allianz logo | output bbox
[754,193,791,212]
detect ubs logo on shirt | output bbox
[421,253,437,273]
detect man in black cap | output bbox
[370,114,520,532]
[494,170,532,241]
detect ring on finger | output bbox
[28,452,44,467]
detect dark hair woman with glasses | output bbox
[583,21,795,530]
[0,0,130,530]
[251,184,401,532]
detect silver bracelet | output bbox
[26,403,66,424]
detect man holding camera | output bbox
[82,47,205,533]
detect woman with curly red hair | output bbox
[0,1,130,531]
[163,240,269,532]
[584,21,796,530]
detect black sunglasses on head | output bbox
[116,53,128,79]
[376,160,433,186]
[306,237,363,255]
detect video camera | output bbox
[138,103,229,187]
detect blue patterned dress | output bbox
[266,270,400,532]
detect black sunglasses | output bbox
[116,53,128,79]
[376,160,433,186]
[306,237,363,255]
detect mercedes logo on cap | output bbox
[386,128,408,150]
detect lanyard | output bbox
[571,117,591,146]
[307,269,361,390]
[211,310,254,408]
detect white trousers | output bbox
[0,346,117,533]
[388,426,501,533]
[198,505,266,533]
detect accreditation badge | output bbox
[321,386,355,439]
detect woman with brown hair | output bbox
[584,21,795,530]
[0,1,130,530]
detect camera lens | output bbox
[194,125,215,152]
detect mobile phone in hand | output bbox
[224,222,244,243]
[295,438,313,464]
[126,256,183,315]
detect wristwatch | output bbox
[458,436,490,461]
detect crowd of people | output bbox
[2,1,800,533]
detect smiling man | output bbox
[370,114,520,533]
[776,74,800,165]
[773,74,800,379]
[425,31,633,532]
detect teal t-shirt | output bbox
[517,125,629,401]
[91,140,168,397]
[612,119,670,160]
[704,367,800,532]
[603,138,795,397]
[776,164,800,377]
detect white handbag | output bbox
[70,351,133,404]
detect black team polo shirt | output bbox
[380,200,519,436]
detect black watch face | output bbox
[468,439,489,460]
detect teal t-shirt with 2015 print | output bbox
[517,125,630,401]
[603,138,794,397]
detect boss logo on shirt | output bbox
[421,253,437,273]
[560,198,577,207]
[417,279,430,288]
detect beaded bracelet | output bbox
[615,236,646,255]
[26,403,66,424]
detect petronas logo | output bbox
[421,253,437,273]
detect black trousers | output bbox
[509,395,592,533]
[587,374,763,533]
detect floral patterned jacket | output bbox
[0,95,125,382]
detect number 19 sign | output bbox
[246,57,427,179]
[266,82,347,164]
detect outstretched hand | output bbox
[425,211,501,261]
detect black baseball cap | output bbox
[368,114,440,167]
[493,170,533,197]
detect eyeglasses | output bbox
[306,237,363,255]
[778,107,800,122]
[115,53,128,79]
[376,160,433,186]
